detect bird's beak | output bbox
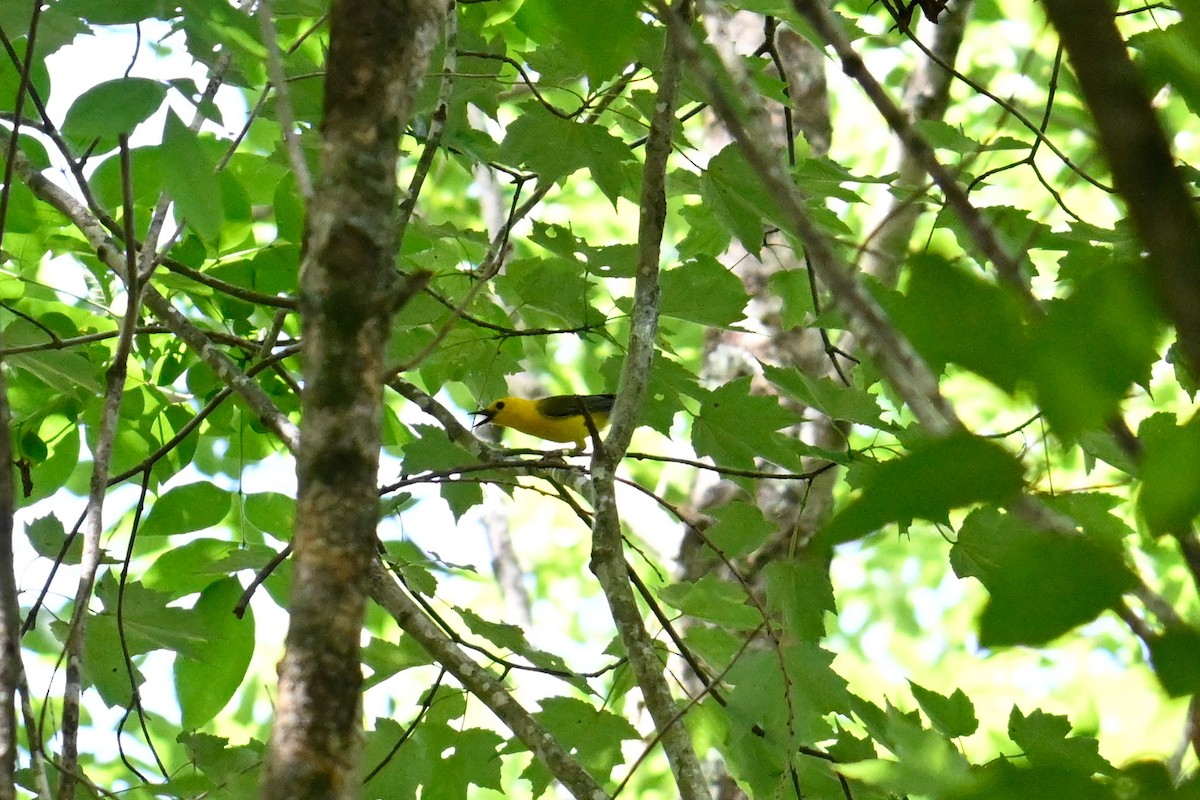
[470,409,495,428]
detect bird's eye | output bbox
[495,401,505,410]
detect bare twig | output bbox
[258,0,315,199]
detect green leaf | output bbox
[1148,626,1200,697]
[498,107,634,201]
[361,636,434,689]
[176,732,262,795]
[887,254,1028,392]
[144,538,276,597]
[1008,707,1113,775]
[423,728,505,800]
[243,492,296,538]
[25,416,81,503]
[909,681,979,738]
[768,268,815,329]
[6,322,103,394]
[61,77,167,147]
[513,0,648,85]
[1131,23,1200,117]
[705,501,774,558]
[723,645,849,768]
[524,697,639,790]
[700,145,781,254]
[677,201,732,260]
[141,481,232,536]
[822,433,1024,546]
[1030,258,1164,441]
[161,110,223,242]
[910,121,1025,155]
[1138,411,1200,533]
[492,256,599,327]
[951,508,1138,646]
[658,575,763,630]
[764,555,836,641]
[970,762,1116,800]
[659,256,749,327]
[26,514,81,564]
[691,377,804,472]
[763,363,885,427]
[176,578,255,729]
[94,577,203,658]
[77,614,144,706]
[273,172,305,243]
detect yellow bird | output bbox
[471,394,616,450]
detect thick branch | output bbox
[0,362,17,800]
[261,1,444,796]
[590,3,710,798]
[1041,0,1200,375]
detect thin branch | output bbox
[902,24,1112,194]
[366,561,612,799]
[58,164,147,800]
[258,0,314,199]
[2,134,301,451]
[458,50,592,119]
[362,668,447,783]
[114,470,167,781]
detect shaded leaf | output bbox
[909,681,979,738]
[161,110,223,241]
[951,508,1138,646]
[1008,707,1112,775]
[62,77,167,147]
[660,255,749,327]
[1138,411,1200,533]
[822,433,1024,546]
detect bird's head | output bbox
[470,398,510,428]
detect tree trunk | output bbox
[261,2,443,797]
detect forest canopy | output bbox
[1,0,1199,799]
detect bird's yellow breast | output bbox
[474,394,614,448]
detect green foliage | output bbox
[4,0,1200,798]
[823,433,1024,546]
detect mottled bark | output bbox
[261,2,444,798]
[0,364,16,800]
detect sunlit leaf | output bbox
[177,578,255,729]
[142,482,232,536]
